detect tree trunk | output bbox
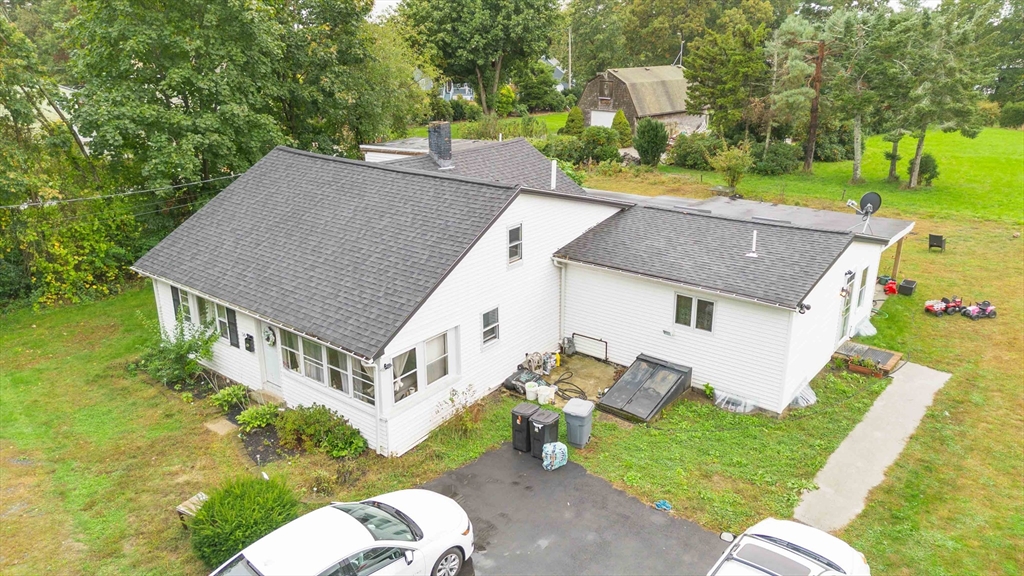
[850,114,863,184]
[803,41,825,172]
[763,118,773,160]
[490,54,504,98]
[887,139,900,182]
[909,130,926,189]
[474,66,489,115]
[37,86,99,183]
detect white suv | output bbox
[707,518,870,576]
[211,489,474,576]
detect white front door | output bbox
[590,110,616,128]
[260,322,282,391]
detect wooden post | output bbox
[891,237,905,279]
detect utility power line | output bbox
[1,174,240,210]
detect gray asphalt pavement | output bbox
[423,444,727,575]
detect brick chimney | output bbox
[428,121,453,169]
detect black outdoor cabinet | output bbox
[529,409,560,459]
[512,403,540,453]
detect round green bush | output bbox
[581,126,620,162]
[191,476,300,568]
[907,152,940,185]
[634,118,668,166]
[464,101,483,122]
[545,135,585,164]
[1000,101,1024,128]
[559,106,584,136]
[671,132,724,171]
[749,142,802,176]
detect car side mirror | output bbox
[720,532,735,543]
[404,550,415,565]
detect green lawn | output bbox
[407,111,567,138]
[656,128,1024,224]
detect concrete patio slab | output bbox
[203,417,237,436]
[794,362,950,532]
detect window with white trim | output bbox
[425,332,449,384]
[280,328,375,405]
[482,308,499,343]
[195,296,212,325]
[178,290,193,324]
[857,268,869,308]
[675,294,715,332]
[392,348,418,403]
[508,224,522,263]
[215,304,230,339]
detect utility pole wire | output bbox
[1,174,241,210]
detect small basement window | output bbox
[482,308,499,344]
[508,224,523,263]
[675,294,715,332]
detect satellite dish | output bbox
[859,192,882,215]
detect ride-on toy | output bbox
[924,296,963,317]
[961,301,997,320]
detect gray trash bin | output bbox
[563,398,595,448]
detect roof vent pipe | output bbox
[550,159,557,190]
[745,230,758,258]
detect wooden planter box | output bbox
[848,361,884,378]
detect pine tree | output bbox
[560,106,585,136]
[634,118,668,166]
[611,109,632,147]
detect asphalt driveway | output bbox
[422,444,727,575]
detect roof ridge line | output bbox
[271,145,519,190]
[642,204,855,236]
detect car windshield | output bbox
[212,554,263,576]
[734,542,812,576]
[332,502,417,541]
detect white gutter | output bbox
[551,257,800,312]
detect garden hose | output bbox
[551,371,588,401]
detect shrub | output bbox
[460,114,546,140]
[237,403,280,432]
[310,469,334,495]
[210,384,248,413]
[564,93,577,108]
[908,153,939,186]
[429,97,453,122]
[518,114,548,138]
[494,85,516,117]
[808,121,859,162]
[1000,101,1024,128]
[582,126,621,162]
[977,100,1001,126]
[138,313,218,388]
[464,101,483,121]
[634,118,669,166]
[749,142,801,176]
[671,132,724,170]
[611,109,632,148]
[277,404,367,459]
[559,106,584,136]
[708,143,753,189]
[545,135,585,164]
[190,476,299,568]
[450,96,467,121]
[557,159,585,185]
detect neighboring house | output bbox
[133,124,625,457]
[412,69,475,102]
[580,65,707,135]
[540,56,570,92]
[134,124,913,455]
[558,191,913,413]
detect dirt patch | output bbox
[238,426,298,465]
[547,354,621,409]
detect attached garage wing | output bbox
[597,354,692,423]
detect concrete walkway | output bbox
[794,362,951,532]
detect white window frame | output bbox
[194,296,213,327]
[392,347,419,404]
[279,328,375,405]
[482,307,500,345]
[215,303,230,340]
[673,292,715,333]
[857,268,869,309]
[507,223,523,264]
[425,332,450,385]
[178,289,193,324]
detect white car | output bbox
[210,489,474,576]
[707,518,870,576]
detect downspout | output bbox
[553,257,567,345]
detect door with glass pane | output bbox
[836,276,855,345]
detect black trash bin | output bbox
[512,403,540,453]
[529,409,560,459]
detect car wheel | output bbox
[989,311,996,318]
[432,548,463,576]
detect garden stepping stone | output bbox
[204,417,238,436]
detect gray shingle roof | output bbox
[134,146,519,359]
[607,66,689,117]
[386,138,585,195]
[554,206,855,309]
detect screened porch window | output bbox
[302,338,325,384]
[280,328,375,405]
[327,349,349,393]
[281,330,301,372]
[393,348,418,403]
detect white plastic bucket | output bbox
[525,382,539,401]
[537,386,555,405]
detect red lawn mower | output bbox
[961,301,997,320]
[924,296,963,317]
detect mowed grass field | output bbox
[587,128,1024,575]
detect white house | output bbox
[133,125,912,456]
